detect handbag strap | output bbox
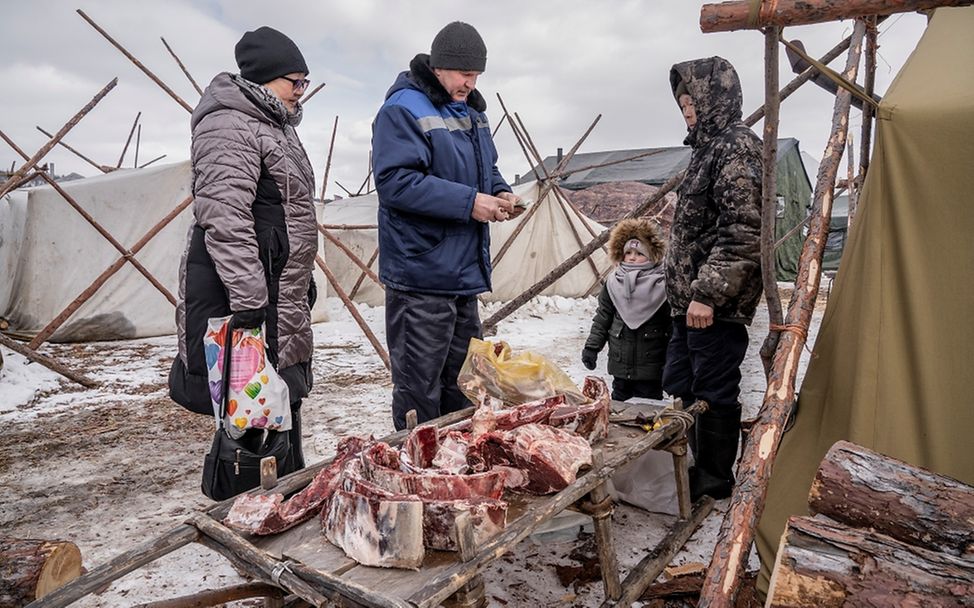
[217,316,239,435]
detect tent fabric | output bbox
[756,6,974,592]
[773,139,813,281]
[1,161,329,342]
[321,181,612,305]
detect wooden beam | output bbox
[759,25,784,374]
[160,36,203,97]
[132,582,283,608]
[700,0,974,33]
[319,116,338,201]
[35,126,112,174]
[0,334,98,388]
[698,19,869,608]
[116,111,141,169]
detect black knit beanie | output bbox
[235,26,309,84]
[430,22,487,72]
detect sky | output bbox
[0,1,929,198]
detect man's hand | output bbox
[686,300,714,329]
[496,191,525,219]
[471,192,515,223]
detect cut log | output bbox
[700,0,974,33]
[0,539,82,606]
[809,440,974,556]
[766,515,974,606]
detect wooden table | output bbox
[32,400,713,608]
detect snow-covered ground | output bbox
[0,288,826,607]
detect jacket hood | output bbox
[607,218,665,264]
[385,53,487,112]
[669,56,743,148]
[192,72,298,130]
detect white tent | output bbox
[320,181,611,305]
[1,161,328,342]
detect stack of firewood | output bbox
[766,440,974,605]
[0,538,82,606]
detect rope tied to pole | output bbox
[747,0,779,29]
[769,322,809,343]
[270,560,295,585]
[653,407,697,436]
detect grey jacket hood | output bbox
[192,72,301,131]
[670,57,743,148]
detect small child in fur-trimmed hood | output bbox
[582,219,671,401]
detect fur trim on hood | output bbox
[607,218,665,264]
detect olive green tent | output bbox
[757,6,974,591]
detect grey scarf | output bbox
[230,73,304,127]
[606,261,667,330]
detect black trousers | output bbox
[661,317,749,412]
[386,288,482,431]
[611,377,663,401]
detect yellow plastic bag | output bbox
[458,338,587,407]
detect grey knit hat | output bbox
[624,238,650,258]
[430,22,487,72]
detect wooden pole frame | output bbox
[77,9,194,114]
[319,115,339,202]
[160,36,203,97]
[28,195,194,350]
[0,333,98,388]
[759,26,784,374]
[34,126,111,174]
[697,19,869,608]
[0,78,117,197]
[116,111,142,169]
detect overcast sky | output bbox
[0,1,928,197]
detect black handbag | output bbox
[200,317,294,501]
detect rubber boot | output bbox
[689,405,742,501]
[289,406,305,472]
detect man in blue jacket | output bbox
[373,21,520,430]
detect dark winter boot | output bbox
[289,406,305,472]
[689,405,742,501]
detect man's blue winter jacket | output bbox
[372,54,510,296]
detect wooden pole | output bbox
[481,29,854,340]
[586,450,622,601]
[117,111,142,169]
[700,0,973,32]
[319,116,338,201]
[28,525,200,608]
[77,9,194,114]
[697,20,868,608]
[28,195,194,350]
[349,246,380,300]
[132,582,283,608]
[847,133,857,227]
[134,124,141,168]
[1,132,177,309]
[808,440,974,555]
[320,223,377,230]
[317,225,383,288]
[300,82,325,105]
[855,14,879,225]
[765,515,974,606]
[759,26,784,375]
[160,36,203,96]
[0,78,117,197]
[315,255,391,371]
[0,334,98,388]
[138,154,166,169]
[34,126,112,174]
[605,498,715,608]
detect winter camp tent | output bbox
[0,162,328,342]
[519,139,812,280]
[321,181,611,305]
[756,6,974,590]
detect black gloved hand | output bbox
[231,308,266,330]
[307,277,318,309]
[581,348,598,370]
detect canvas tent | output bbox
[321,181,611,305]
[756,6,974,590]
[0,162,329,342]
[519,139,812,280]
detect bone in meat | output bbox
[323,487,424,569]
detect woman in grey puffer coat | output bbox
[169,26,317,470]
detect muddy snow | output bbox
[0,286,827,607]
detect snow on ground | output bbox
[0,290,826,607]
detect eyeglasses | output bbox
[280,76,311,92]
